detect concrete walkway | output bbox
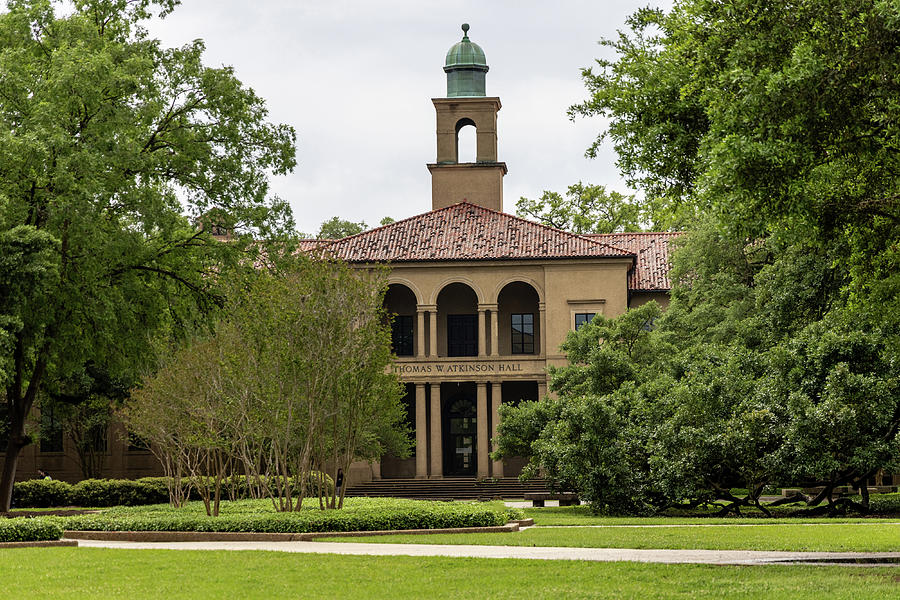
[73,539,900,566]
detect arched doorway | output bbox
[442,383,477,476]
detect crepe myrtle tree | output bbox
[0,0,297,511]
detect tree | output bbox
[317,217,368,239]
[572,0,900,270]
[516,182,644,233]
[535,0,900,514]
[125,256,409,512]
[0,0,296,511]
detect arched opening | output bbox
[497,281,540,356]
[436,282,478,357]
[384,284,417,356]
[499,381,539,477]
[380,382,416,479]
[455,118,476,163]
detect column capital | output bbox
[538,301,546,310]
[417,304,437,312]
[478,303,499,311]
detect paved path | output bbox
[73,539,900,566]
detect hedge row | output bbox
[13,478,170,508]
[13,475,334,508]
[0,518,64,543]
[58,500,521,533]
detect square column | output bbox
[416,309,426,358]
[429,310,438,357]
[429,384,442,478]
[538,380,548,400]
[415,383,427,478]
[477,307,488,356]
[476,382,489,479]
[491,381,503,477]
[539,301,547,356]
[486,303,499,356]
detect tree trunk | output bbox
[0,427,29,512]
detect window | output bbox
[511,313,534,354]
[575,312,596,331]
[40,405,64,453]
[447,314,477,357]
[391,315,414,356]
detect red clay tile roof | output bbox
[321,202,633,262]
[585,232,682,291]
[296,239,333,252]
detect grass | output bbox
[2,548,899,599]
[522,505,900,526]
[321,523,900,552]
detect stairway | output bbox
[345,477,551,500]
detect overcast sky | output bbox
[147,1,672,235]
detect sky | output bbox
[146,1,672,236]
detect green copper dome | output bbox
[443,23,489,97]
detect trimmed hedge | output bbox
[13,475,333,508]
[868,493,900,514]
[13,478,169,508]
[58,498,523,534]
[0,518,64,543]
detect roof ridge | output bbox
[453,202,636,256]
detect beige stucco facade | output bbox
[368,256,634,482]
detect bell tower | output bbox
[428,24,507,212]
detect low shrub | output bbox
[868,493,900,515]
[0,518,64,543]
[58,498,520,533]
[12,479,72,508]
[12,474,335,508]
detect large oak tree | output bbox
[0,0,296,510]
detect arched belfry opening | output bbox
[428,24,507,211]
[455,118,477,164]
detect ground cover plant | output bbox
[55,498,521,534]
[323,522,900,552]
[0,518,62,542]
[2,548,899,600]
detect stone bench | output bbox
[523,492,580,507]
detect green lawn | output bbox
[2,548,898,599]
[522,505,900,526]
[522,506,900,525]
[322,523,900,552]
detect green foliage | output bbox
[317,217,368,239]
[0,0,297,510]
[12,479,74,508]
[516,182,644,233]
[57,498,514,533]
[511,0,900,516]
[0,518,63,542]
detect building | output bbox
[6,24,676,485]
[317,25,675,484]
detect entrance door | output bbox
[443,393,477,476]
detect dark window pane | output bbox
[40,405,64,453]
[447,314,477,356]
[511,313,534,354]
[391,315,414,356]
[575,312,596,331]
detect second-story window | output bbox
[391,315,414,356]
[447,314,478,357]
[574,312,596,331]
[511,313,534,354]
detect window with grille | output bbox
[575,312,596,331]
[511,313,534,354]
